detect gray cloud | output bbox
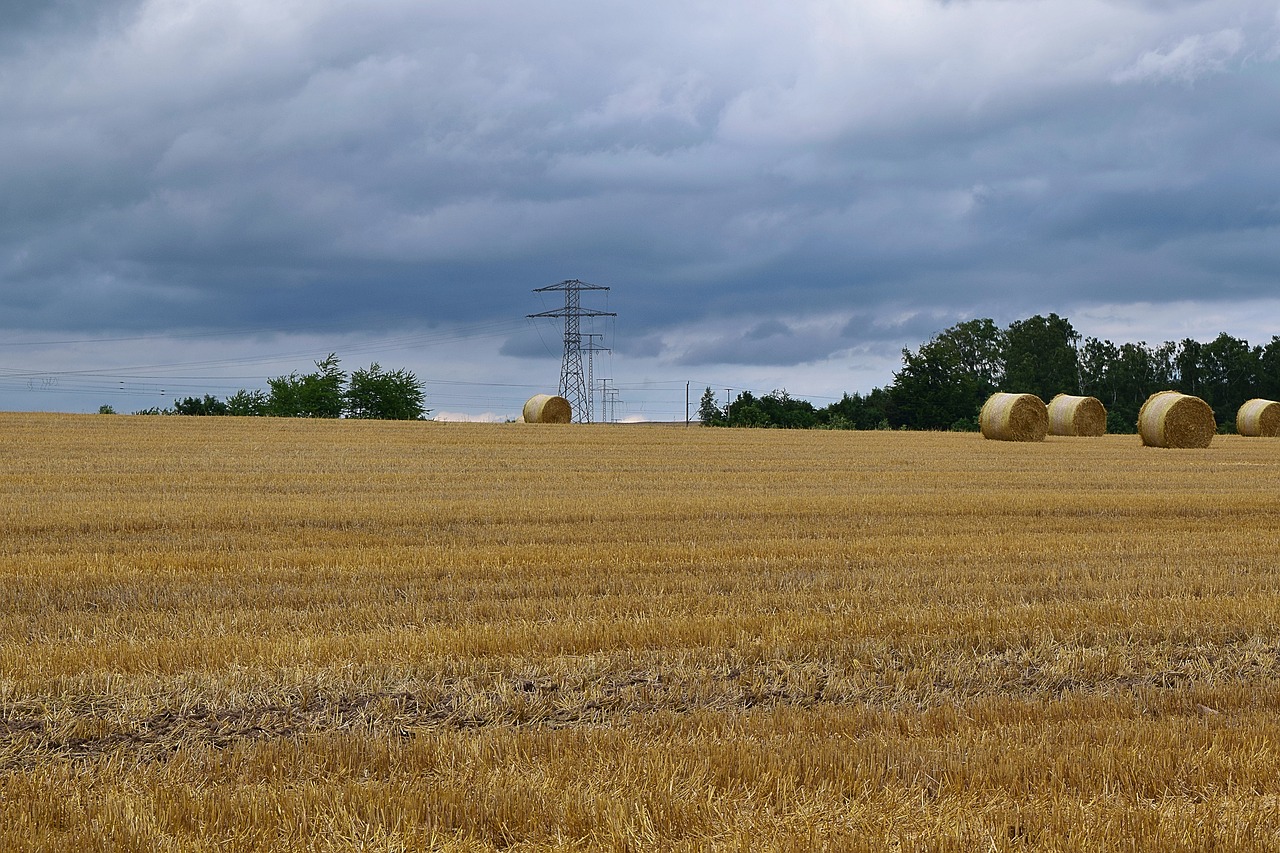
[0,0,140,43]
[2,0,1280,415]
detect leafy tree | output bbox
[226,389,269,416]
[267,354,345,418]
[1197,332,1259,425]
[1108,341,1176,432]
[345,362,428,420]
[1260,337,1280,400]
[888,345,964,429]
[1052,332,1188,433]
[756,389,818,428]
[726,392,770,427]
[1174,338,1204,398]
[945,318,1006,391]
[1002,313,1080,400]
[888,319,1004,429]
[1078,337,1119,404]
[172,394,230,416]
[98,405,116,415]
[720,389,819,428]
[864,387,892,429]
[697,387,725,426]
[725,391,753,426]
[818,390,889,430]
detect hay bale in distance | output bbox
[1047,394,1107,437]
[1138,391,1215,448]
[522,394,572,424]
[1237,398,1280,437]
[980,392,1048,442]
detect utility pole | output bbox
[527,280,616,423]
[599,378,621,423]
[583,332,608,423]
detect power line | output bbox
[0,318,529,380]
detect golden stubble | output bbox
[2,413,1279,851]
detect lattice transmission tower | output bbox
[527,279,616,423]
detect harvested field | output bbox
[2,413,1280,851]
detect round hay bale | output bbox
[522,394,572,424]
[1047,394,1107,437]
[1137,390,1215,448]
[979,392,1048,442]
[1237,398,1280,437]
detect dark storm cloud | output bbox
[2,0,1279,364]
[678,323,839,368]
[670,305,981,368]
[0,0,141,42]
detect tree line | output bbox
[124,354,429,420]
[699,314,1280,432]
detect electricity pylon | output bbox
[527,280,616,423]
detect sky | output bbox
[2,0,1279,421]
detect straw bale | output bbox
[980,392,1048,442]
[1047,394,1107,437]
[522,394,572,424]
[1137,391,1215,448]
[1237,398,1280,437]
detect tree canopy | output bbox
[345,363,428,420]
[266,353,346,418]
[1003,313,1080,402]
[885,318,1003,430]
[698,315,1279,433]
[138,354,429,420]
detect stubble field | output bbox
[1,412,1279,851]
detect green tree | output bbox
[697,387,725,426]
[1079,337,1120,410]
[755,389,818,428]
[888,319,1004,429]
[946,318,1006,391]
[818,390,889,430]
[1260,337,1280,400]
[1002,313,1080,400]
[1111,341,1176,432]
[172,394,230,416]
[1198,332,1259,426]
[1064,334,1188,433]
[345,363,428,420]
[267,354,345,418]
[226,389,269,416]
[719,389,819,429]
[726,392,770,427]
[1174,338,1204,398]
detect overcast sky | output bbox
[3,0,1279,420]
